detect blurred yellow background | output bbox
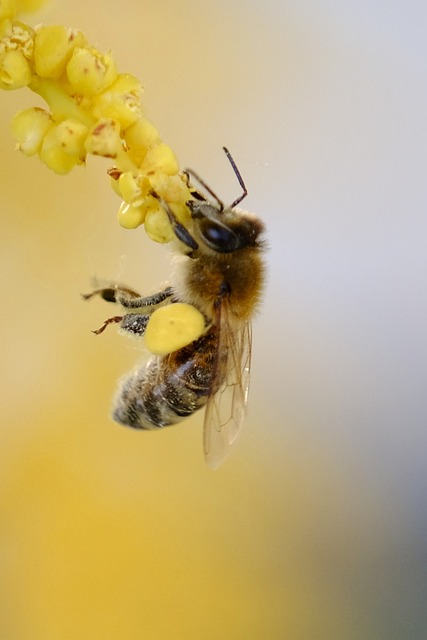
[1,1,427,638]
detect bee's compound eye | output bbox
[200,220,239,253]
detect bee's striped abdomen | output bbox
[112,330,217,430]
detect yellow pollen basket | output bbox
[143,303,205,356]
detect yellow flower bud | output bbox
[0,48,32,89]
[124,118,160,165]
[55,118,89,159]
[34,25,87,79]
[163,174,193,206]
[108,73,141,95]
[118,171,153,207]
[141,142,179,176]
[148,173,191,208]
[109,173,121,196]
[118,171,141,204]
[117,200,147,229]
[39,124,82,174]
[84,118,120,158]
[90,73,142,129]
[10,106,52,155]
[0,20,34,58]
[66,46,117,96]
[168,201,191,226]
[144,303,205,355]
[144,200,175,243]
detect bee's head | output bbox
[187,200,264,255]
[175,148,265,256]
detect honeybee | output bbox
[85,148,266,468]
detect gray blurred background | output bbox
[1,1,426,638]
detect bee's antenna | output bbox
[185,168,224,211]
[185,148,248,211]
[150,190,198,251]
[222,147,248,208]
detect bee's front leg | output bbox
[82,285,142,304]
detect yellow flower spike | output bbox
[141,142,179,176]
[143,303,206,356]
[34,25,87,80]
[10,106,52,155]
[0,47,32,88]
[39,123,82,173]
[144,199,176,243]
[66,46,118,96]
[55,118,89,158]
[124,117,161,165]
[117,200,147,229]
[0,6,193,247]
[84,117,121,158]
[90,73,142,129]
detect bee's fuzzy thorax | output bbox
[171,221,265,323]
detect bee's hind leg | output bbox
[91,314,124,335]
[90,312,150,337]
[85,286,174,336]
[115,287,176,337]
[119,313,151,337]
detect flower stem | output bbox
[29,77,95,127]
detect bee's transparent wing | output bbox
[203,314,252,470]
